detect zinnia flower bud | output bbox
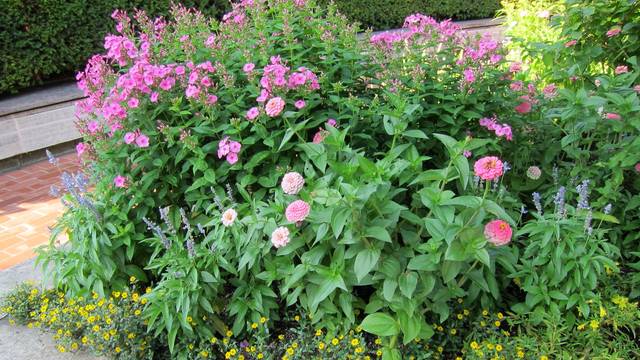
[526,166,542,180]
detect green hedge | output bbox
[0,0,499,95]
[320,0,501,31]
[0,0,230,95]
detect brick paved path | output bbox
[0,153,80,270]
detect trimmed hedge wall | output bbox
[320,0,501,31]
[0,0,499,95]
[0,0,230,95]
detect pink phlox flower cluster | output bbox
[218,137,242,165]
[542,83,557,99]
[370,31,410,50]
[479,115,513,141]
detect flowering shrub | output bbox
[33,1,534,357]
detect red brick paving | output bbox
[0,153,81,270]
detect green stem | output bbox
[457,260,479,288]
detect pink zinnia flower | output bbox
[312,129,328,144]
[246,107,260,120]
[615,66,629,75]
[605,112,621,120]
[474,156,504,181]
[136,134,150,148]
[265,97,285,117]
[271,226,290,248]
[124,132,136,144]
[542,83,557,98]
[243,63,255,73]
[87,121,100,134]
[484,220,512,246]
[76,142,87,156]
[564,40,577,47]
[515,101,532,114]
[114,175,127,188]
[281,172,305,195]
[285,200,310,223]
[294,100,306,109]
[226,152,238,165]
[606,28,621,37]
[221,208,237,227]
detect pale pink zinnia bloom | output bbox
[124,132,136,144]
[615,65,628,75]
[265,97,285,117]
[484,220,512,246]
[76,142,87,156]
[526,166,542,180]
[606,28,621,37]
[281,172,305,195]
[474,156,504,181]
[285,200,310,223]
[136,134,150,148]
[605,112,621,120]
[113,175,127,188]
[271,226,290,248]
[246,107,260,120]
[515,101,532,114]
[221,208,237,227]
[294,100,306,109]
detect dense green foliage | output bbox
[318,0,501,31]
[0,0,231,95]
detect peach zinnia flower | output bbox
[271,226,290,248]
[484,220,512,246]
[265,96,285,117]
[474,156,504,181]
[281,172,305,195]
[285,200,310,223]
[221,208,237,227]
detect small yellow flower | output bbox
[200,350,209,358]
[457,313,463,320]
[470,341,479,350]
[315,329,322,336]
[332,338,339,346]
[287,347,294,355]
[103,333,110,341]
[437,346,443,353]
[590,319,599,330]
[134,309,141,316]
[577,323,586,330]
[599,306,607,318]
[494,320,501,327]
[450,328,457,335]
[229,348,237,356]
[210,337,218,344]
[226,330,233,338]
[482,309,489,316]
[115,347,121,353]
[517,350,525,358]
[376,350,383,357]
[496,344,503,352]
[497,312,504,319]
[145,287,152,294]
[375,337,382,345]
[351,338,359,347]
[463,309,470,316]
[318,342,325,350]
[457,298,464,304]
[260,317,267,323]
[540,356,549,360]
[278,334,285,341]
[257,354,264,359]
[294,315,300,321]
[129,276,136,283]
[251,322,258,329]
[291,342,298,349]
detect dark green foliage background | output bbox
[0,0,500,95]
[0,0,231,95]
[320,0,501,31]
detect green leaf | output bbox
[398,311,421,344]
[361,313,399,337]
[365,226,391,242]
[398,272,418,298]
[354,248,381,282]
[200,271,216,283]
[382,279,397,301]
[407,255,438,272]
[403,129,428,139]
